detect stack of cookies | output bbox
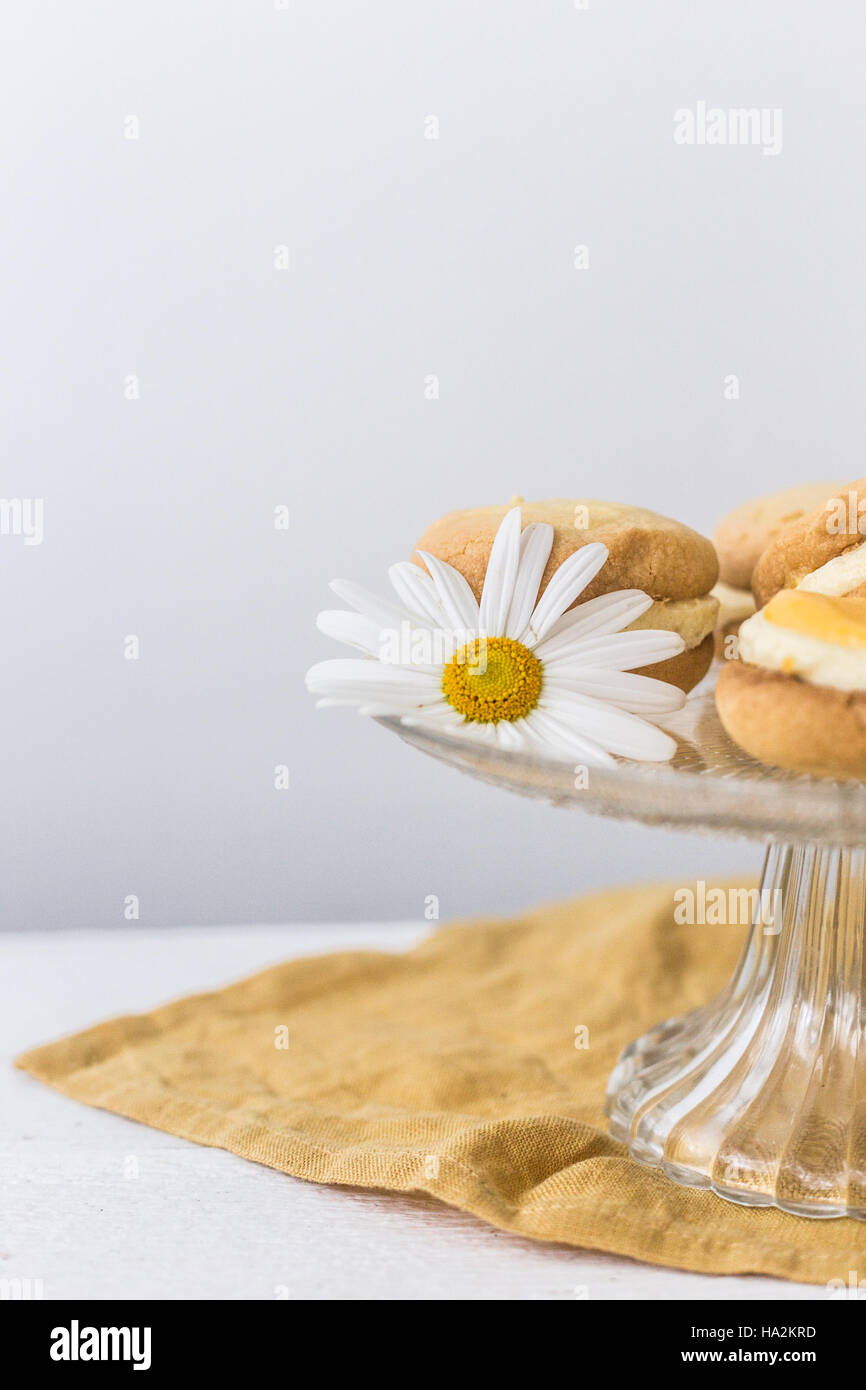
[409,485,866,781]
[710,482,841,656]
[413,499,720,693]
[714,480,866,779]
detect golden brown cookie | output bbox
[713,481,842,591]
[637,632,714,692]
[414,499,717,600]
[716,659,866,780]
[751,478,866,607]
[413,498,719,693]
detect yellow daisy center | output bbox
[442,636,542,724]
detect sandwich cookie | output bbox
[716,589,866,779]
[752,478,866,608]
[711,481,841,654]
[413,498,719,692]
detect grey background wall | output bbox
[3,0,863,929]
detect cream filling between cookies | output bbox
[711,581,756,628]
[625,594,719,649]
[796,539,866,597]
[738,609,866,693]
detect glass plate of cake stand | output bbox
[378,664,866,1221]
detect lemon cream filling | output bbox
[738,591,866,692]
[710,581,756,628]
[796,539,866,597]
[626,594,719,649]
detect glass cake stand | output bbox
[378,668,866,1220]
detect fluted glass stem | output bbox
[606,842,866,1218]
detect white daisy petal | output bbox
[536,590,654,655]
[544,669,686,714]
[388,562,448,627]
[479,506,522,636]
[416,550,480,633]
[505,523,554,639]
[445,718,491,745]
[305,658,442,711]
[401,703,465,730]
[540,689,677,761]
[317,695,443,714]
[524,708,617,767]
[446,718,506,747]
[467,715,521,750]
[487,719,529,751]
[331,693,444,715]
[506,715,544,751]
[317,611,444,673]
[546,628,685,672]
[329,579,408,628]
[316,610,383,657]
[521,542,609,646]
[447,718,502,741]
[357,699,446,717]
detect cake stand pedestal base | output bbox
[606,842,866,1220]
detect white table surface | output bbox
[1,922,828,1302]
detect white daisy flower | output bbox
[306,506,687,766]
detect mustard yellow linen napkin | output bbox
[16,880,866,1285]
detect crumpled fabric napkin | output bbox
[17,880,866,1285]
